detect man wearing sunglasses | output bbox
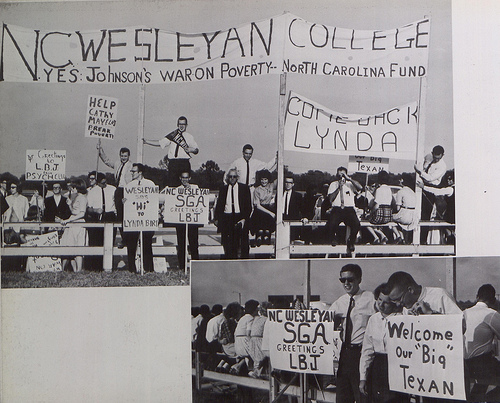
[214,169,252,259]
[386,271,461,315]
[328,264,375,403]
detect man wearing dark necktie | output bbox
[229,144,277,188]
[328,264,375,403]
[143,116,199,187]
[214,169,252,259]
[282,176,305,242]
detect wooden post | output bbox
[139,231,144,275]
[103,223,113,272]
[445,257,457,298]
[137,84,146,163]
[275,73,288,259]
[185,222,189,275]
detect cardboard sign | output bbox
[267,309,338,375]
[123,181,159,231]
[23,231,62,272]
[160,186,209,225]
[284,92,419,160]
[25,150,66,181]
[85,95,118,140]
[348,155,390,174]
[386,314,466,400]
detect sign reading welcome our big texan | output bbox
[0,14,429,84]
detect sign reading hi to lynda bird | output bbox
[386,314,466,401]
[267,309,339,375]
[85,95,118,140]
[123,182,159,231]
[25,150,66,181]
[284,92,419,160]
[0,15,429,84]
[160,186,209,225]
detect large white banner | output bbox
[0,14,429,83]
[267,309,340,375]
[386,314,466,401]
[284,92,419,160]
[160,186,209,225]
[25,149,66,181]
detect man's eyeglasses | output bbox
[339,277,356,284]
[10,185,17,189]
[89,177,96,180]
[228,175,238,178]
[53,186,61,189]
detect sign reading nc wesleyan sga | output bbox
[1,14,429,84]
[267,309,341,375]
[160,186,209,225]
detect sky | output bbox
[191,256,500,307]
[0,0,453,178]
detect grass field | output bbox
[1,269,189,288]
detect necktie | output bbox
[245,160,250,186]
[175,144,180,158]
[116,163,125,186]
[344,296,355,345]
[101,187,106,211]
[284,191,289,217]
[231,185,235,214]
[340,182,345,209]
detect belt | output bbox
[402,206,415,210]
[342,343,362,350]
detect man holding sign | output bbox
[123,163,156,273]
[144,116,199,187]
[328,264,375,403]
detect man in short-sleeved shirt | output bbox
[229,144,276,187]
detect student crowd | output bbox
[192,265,500,403]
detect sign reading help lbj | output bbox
[160,186,209,225]
[85,95,118,140]
[267,309,339,375]
[25,150,66,181]
[123,182,159,231]
[386,314,466,401]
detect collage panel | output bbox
[191,256,500,402]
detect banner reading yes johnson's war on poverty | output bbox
[0,14,429,84]
[284,92,419,160]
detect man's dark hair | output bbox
[224,302,241,319]
[244,299,260,314]
[374,283,391,299]
[133,163,145,174]
[243,144,253,152]
[378,170,389,185]
[178,116,188,124]
[200,304,211,317]
[477,284,496,306]
[387,271,418,291]
[97,172,106,182]
[340,264,362,281]
[432,145,444,155]
[211,304,223,315]
[88,171,97,179]
[120,147,131,155]
[337,166,348,173]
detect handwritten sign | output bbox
[160,186,209,225]
[267,309,339,375]
[123,181,159,231]
[386,314,466,400]
[85,95,118,140]
[23,231,62,272]
[1,15,429,83]
[348,155,389,174]
[25,150,66,181]
[284,92,418,160]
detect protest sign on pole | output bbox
[25,150,66,181]
[23,232,62,272]
[85,95,118,140]
[386,314,466,401]
[348,155,389,174]
[160,186,210,225]
[284,92,419,160]
[123,182,159,231]
[267,309,340,375]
